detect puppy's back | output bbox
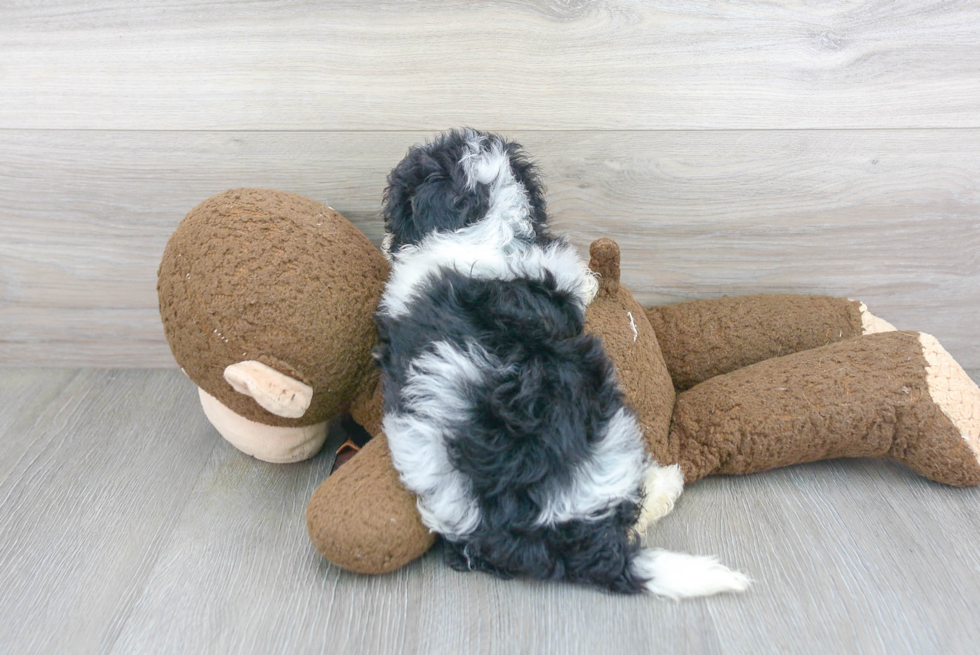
[378,269,653,592]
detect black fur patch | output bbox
[376,270,648,594]
[382,128,552,252]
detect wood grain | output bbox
[2,129,978,367]
[108,418,434,654]
[0,369,218,653]
[2,369,979,653]
[699,458,980,654]
[3,1,980,130]
[0,368,78,481]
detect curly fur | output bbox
[382,128,550,253]
[375,129,748,598]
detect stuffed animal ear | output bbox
[223,360,313,419]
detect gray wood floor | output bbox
[3,368,980,654]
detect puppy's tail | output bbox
[628,548,750,600]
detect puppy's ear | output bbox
[505,140,548,230]
[382,153,419,247]
[409,173,486,234]
[224,360,313,419]
[383,129,492,250]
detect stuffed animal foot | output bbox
[306,434,435,574]
[895,333,980,485]
[854,300,897,334]
[670,331,980,487]
[647,294,896,390]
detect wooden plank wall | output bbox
[1,1,978,367]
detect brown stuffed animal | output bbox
[157,189,980,577]
[158,188,390,464]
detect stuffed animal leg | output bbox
[647,294,896,391]
[669,330,980,486]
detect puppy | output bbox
[375,128,748,598]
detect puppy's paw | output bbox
[637,463,684,537]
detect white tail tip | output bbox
[633,549,751,600]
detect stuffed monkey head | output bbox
[158,189,388,463]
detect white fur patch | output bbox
[381,233,394,262]
[383,341,507,540]
[632,549,751,600]
[459,130,535,242]
[535,408,650,526]
[380,130,597,319]
[382,233,597,319]
[636,463,685,536]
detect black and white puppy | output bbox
[375,129,748,598]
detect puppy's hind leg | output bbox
[628,465,750,600]
[636,462,684,537]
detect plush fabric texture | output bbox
[306,433,436,575]
[647,294,865,391]
[669,330,980,486]
[158,188,388,426]
[349,373,386,437]
[584,239,675,464]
